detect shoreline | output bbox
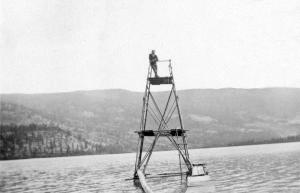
[2,140,300,161]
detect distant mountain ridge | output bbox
[1,88,300,153]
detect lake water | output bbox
[1,142,300,193]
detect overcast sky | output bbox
[0,0,300,93]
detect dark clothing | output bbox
[149,53,159,77]
[149,54,158,65]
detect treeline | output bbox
[227,135,300,147]
[0,124,107,160]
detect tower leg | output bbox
[134,135,144,178]
[143,135,159,173]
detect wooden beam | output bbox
[137,170,153,193]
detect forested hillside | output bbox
[1,88,300,159]
[0,124,107,160]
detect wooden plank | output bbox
[137,170,154,193]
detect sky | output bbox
[0,0,300,94]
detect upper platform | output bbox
[148,76,173,85]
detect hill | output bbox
[1,88,300,154]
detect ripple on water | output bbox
[0,142,300,192]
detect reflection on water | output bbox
[0,142,300,193]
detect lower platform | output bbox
[135,129,186,136]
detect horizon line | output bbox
[1,86,299,95]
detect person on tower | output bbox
[149,50,159,78]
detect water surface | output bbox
[1,142,300,192]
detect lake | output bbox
[1,142,300,192]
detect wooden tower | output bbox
[133,59,193,179]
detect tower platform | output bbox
[135,129,187,137]
[148,76,173,85]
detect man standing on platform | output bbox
[149,50,159,77]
